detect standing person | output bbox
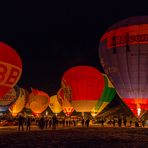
[49,118,52,128]
[113,118,116,127]
[66,119,68,126]
[18,114,25,131]
[51,115,57,130]
[142,119,145,127]
[135,119,139,127]
[26,116,31,131]
[85,118,90,127]
[39,116,45,130]
[101,118,104,127]
[45,117,49,128]
[130,119,132,127]
[123,117,127,127]
[62,118,65,127]
[81,118,85,127]
[108,118,112,127]
[118,117,122,127]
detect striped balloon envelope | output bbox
[0,86,20,112]
[57,88,74,116]
[99,16,148,118]
[9,88,27,117]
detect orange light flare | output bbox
[91,112,98,118]
[137,107,141,117]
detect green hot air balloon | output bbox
[91,74,116,117]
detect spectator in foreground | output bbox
[26,116,31,131]
[18,114,25,131]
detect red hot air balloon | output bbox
[62,66,104,113]
[0,42,22,98]
[99,16,148,118]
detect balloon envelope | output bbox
[91,74,116,116]
[0,42,22,98]
[62,66,104,112]
[9,88,27,116]
[99,16,148,117]
[57,88,74,116]
[49,95,62,114]
[0,86,20,112]
[28,88,50,114]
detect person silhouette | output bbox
[26,116,31,131]
[18,114,25,131]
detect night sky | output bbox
[0,1,147,95]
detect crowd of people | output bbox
[95,116,146,128]
[17,114,78,131]
[16,114,147,131]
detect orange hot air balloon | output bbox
[9,88,27,117]
[62,66,105,113]
[28,88,50,114]
[0,42,22,98]
[57,88,74,116]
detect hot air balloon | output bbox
[91,74,116,117]
[0,86,20,112]
[9,88,27,117]
[62,66,104,114]
[28,88,50,114]
[99,16,148,118]
[57,88,74,116]
[49,95,62,114]
[0,42,22,98]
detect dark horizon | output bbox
[0,1,147,95]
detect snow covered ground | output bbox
[0,126,147,147]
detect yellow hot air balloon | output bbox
[9,88,27,117]
[57,88,74,116]
[49,95,62,114]
[28,88,50,114]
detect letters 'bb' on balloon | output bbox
[0,42,22,98]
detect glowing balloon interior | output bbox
[57,88,74,116]
[49,95,62,114]
[99,16,148,117]
[28,88,50,114]
[9,88,27,116]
